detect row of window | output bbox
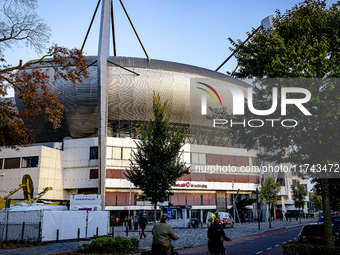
[0,156,39,169]
[90,146,257,167]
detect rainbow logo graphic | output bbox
[196,82,223,106]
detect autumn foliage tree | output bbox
[0,0,89,146]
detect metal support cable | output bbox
[215,25,262,72]
[111,0,117,56]
[108,60,140,75]
[119,0,150,61]
[81,0,102,52]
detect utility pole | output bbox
[256,188,260,229]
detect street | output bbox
[177,224,303,255]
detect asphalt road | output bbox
[228,227,300,255]
[186,225,301,255]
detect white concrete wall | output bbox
[0,146,63,200]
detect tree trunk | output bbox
[321,178,333,246]
[269,203,272,228]
[299,208,301,224]
[153,202,157,226]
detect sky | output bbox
[4,0,338,78]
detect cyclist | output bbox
[152,214,179,255]
[208,217,232,255]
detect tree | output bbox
[312,179,340,212]
[291,180,307,223]
[0,0,89,146]
[125,92,190,223]
[0,0,50,53]
[259,177,281,228]
[311,193,323,216]
[226,0,340,245]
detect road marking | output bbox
[282,242,286,244]
[275,244,280,247]
[256,251,263,254]
[266,247,272,250]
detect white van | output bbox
[206,211,234,228]
[217,212,234,228]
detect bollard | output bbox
[56,229,59,243]
[96,227,99,237]
[112,226,114,238]
[21,222,25,240]
[78,228,80,241]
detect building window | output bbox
[122,148,131,160]
[191,153,199,164]
[198,153,206,164]
[90,169,98,179]
[292,179,297,186]
[22,156,39,168]
[89,147,98,160]
[106,146,113,159]
[112,147,121,159]
[183,152,190,163]
[4,158,20,169]
[277,178,285,186]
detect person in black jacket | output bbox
[208,217,232,254]
[139,213,148,238]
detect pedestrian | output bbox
[208,217,232,255]
[211,212,216,224]
[152,214,179,255]
[129,215,133,230]
[139,213,147,239]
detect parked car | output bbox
[297,223,340,243]
[319,216,340,229]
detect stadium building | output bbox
[0,1,308,223]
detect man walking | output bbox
[139,213,147,238]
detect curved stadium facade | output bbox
[20,56,250,147]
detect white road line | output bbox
[282,242,286,244]
[256,251,263,254]
[266,247,272,250]
[275,244,280,247]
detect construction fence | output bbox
[0,210,109,242]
